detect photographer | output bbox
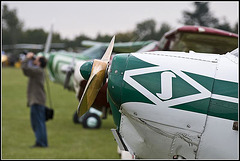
[21,52,48,148]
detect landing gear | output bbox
[82,112,101,129]
[73,110,101,129]
[73,110,82,124]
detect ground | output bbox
[2,67,120,159]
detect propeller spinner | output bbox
[77,36,115,117]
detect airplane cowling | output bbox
[108,54,129,107]
[107,54,129,128]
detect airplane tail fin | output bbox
[43,24,54,56]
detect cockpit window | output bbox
[81,45,107,59]
[169,33,238,54]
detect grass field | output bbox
[2,67,120,159]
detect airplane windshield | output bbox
[169,33,238,54]
[81,45,107,59]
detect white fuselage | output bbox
[118,50,238,159]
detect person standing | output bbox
[21,52,48,148]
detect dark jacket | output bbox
[21,58,46,107]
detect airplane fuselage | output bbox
[108,51,238,159]
[46,51,87,90]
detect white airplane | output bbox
[77,35,238,159]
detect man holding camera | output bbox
[21,52,48,148]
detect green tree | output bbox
[115,31,135,42]
[180,2,218,27]
[21,28,48,44]
[95,33,112,42]
[52,32,63,43]
[232,22,238,34]
[2,4,24,45]
[215,18,232,32]
[180,2,237,33]
[74,34,91,46]
[154,22,171,41]
[63,34,91,50]
[134,19,156,41]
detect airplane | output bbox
[77,36,238,159]
[41,25,238,130]
[36,25,157,128]
[158,25,238,54]
[73,25,238,126]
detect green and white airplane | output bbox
[77,36,238,159]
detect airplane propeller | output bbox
[63,53,76,89]
[77,36,115,117]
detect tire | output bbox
[82,112,101,129]
[73,111,83,124]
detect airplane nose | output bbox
[80,61,93,80]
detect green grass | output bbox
[2,67,120,159]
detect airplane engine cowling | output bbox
[107,54,129,128]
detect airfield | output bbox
[2,2,238,159]
[2,67,120,159]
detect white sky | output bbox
[2,1,239,40]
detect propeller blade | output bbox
[101,35,115,62]
[77,60,108,116]
[77,36,115,117]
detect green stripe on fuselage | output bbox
[121,55,238,121]
[126,54,158,70]
[47,54,56,80]
[47,52,89,83]
[183,71,215,92]
[122,55,158,104]
[212,79,238,98]
[209,98,238,121]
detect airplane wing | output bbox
[81,40,105,47]
[2,43,65,51]
[82,40,156,53]
[113,40,156,53]
[2,44,44,50]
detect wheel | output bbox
[73,110,83,124]
[82,112,101,129]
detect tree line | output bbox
[2,2,238,53]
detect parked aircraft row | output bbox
[41,25,238,159]
[71,25,238,129]
[7,24,238,159]
[17,25,237,131]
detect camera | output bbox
[22,50,36,60]
[32,55,37,60]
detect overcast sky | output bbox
[2,1,239,40]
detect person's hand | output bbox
[26,52,34,59]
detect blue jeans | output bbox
[30,104,48,147]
